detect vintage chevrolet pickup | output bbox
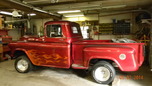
[9,21,144,84]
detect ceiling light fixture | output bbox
[57,10,81,14]
[102,5,126,9]
[12,10,20,17]
[27,13,36,16]
[64,14,84,17]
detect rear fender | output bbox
[83,46,138,71]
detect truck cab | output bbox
[9,21,144,84]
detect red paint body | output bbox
[9,21,144,71]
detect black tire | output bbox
[15,55,33,73]
[91,61,115,84]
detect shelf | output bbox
[99,23,113,35]
[99,23,130,35]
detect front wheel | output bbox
[91,61,115,84]
[15,55,33,73]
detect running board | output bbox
[72,64,88,69]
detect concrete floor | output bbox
[0,60,151,86]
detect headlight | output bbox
[119,54,126,60]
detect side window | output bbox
[46,25,63,38]
[72,26,81,34]
[72,27,78,34]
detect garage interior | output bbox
[0,0,152,86]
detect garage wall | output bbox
[7,17,53,40]
[63,13,133,22]
[5,17,22,41]
[99,13,132,23]
[8,29,21,41]
[63,14,99,21]
[95,13,134,40]
[64,13,135,40]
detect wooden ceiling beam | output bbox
[33,0,105,7]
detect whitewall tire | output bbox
[92,61,115,84]
[15,55,33,73]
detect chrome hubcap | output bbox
[17,59,28,72]
[94,67,111,82]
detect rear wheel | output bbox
[15,55,33,73]
[91,61,115,84]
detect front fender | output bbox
[83,46,139,71]
[12,48,36,65]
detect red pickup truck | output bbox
[9,21,144,84]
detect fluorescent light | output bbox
[57,10,81,14]
[65,14,84,17]
[0,11,22,17]
[0,11,12,15]
[27,13,36,16]
[102,5,126,9]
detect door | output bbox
[44,24,70,68]
[27,24,71,68]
